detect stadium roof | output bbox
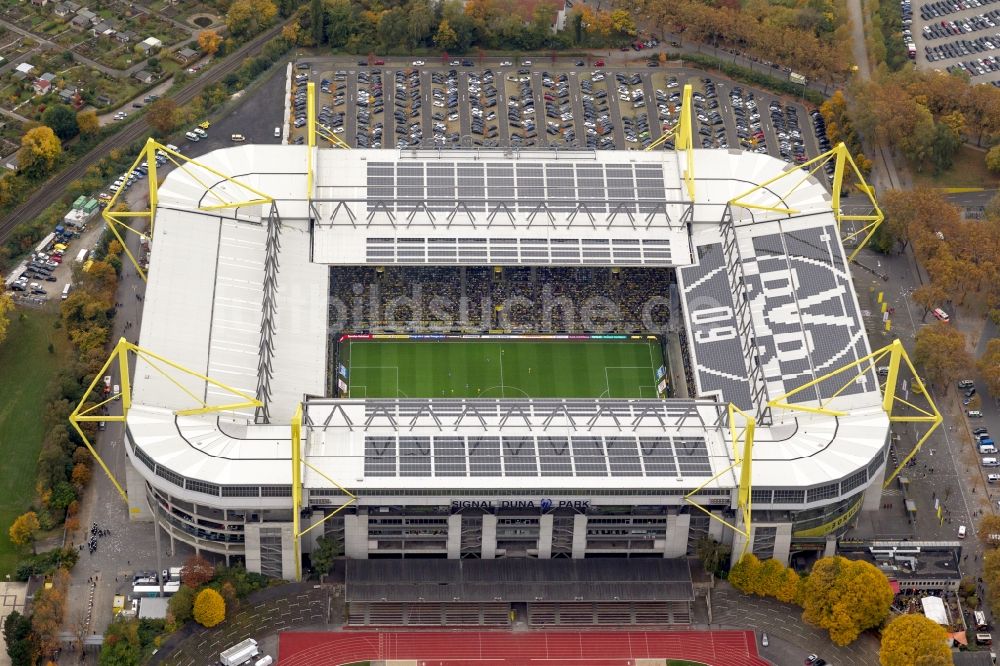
[126,146,889,500]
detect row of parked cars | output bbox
[466,70,499,145]
[393,68,423,148]
[731,86,769,154]
[580,72,616,150]
[925,32,1000,61]
[770,102,808,165]
[810,110,837,181]
[947,54,1000,74]
[10,249,65,296]
[356,69,385,148]
[921,0,999,20]
[923,9,1000,37]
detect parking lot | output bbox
[286,60,830,166]
[912,0,1000,84]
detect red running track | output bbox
[279,629,771,666]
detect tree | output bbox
[31,569,68,657]
[911,283,948,321]
[979,339,1000,399]
[310,0,324,45]
[9,512,40,553]
[193,588,226,628]
[727,553,762,594]
[987,144,1000,175]
[167,584,195,627]
[98,618,140,666]
[695,536,731,578]
[979,514,1000,549]
[4,610,35,666]
[70,462,91,489]
[76,110,99,136]
[145,98,178,135]
[879,613,952,666]
[433,19,459,50]
[311,536,338,576]
[227,0,277,39]
[18,126,62,180]
[0,291,13,346]
[181,554,215,588]
[799,556,893,646]
[914,322,973,390]
[198,29,221,56]
[985,548,1000,606]
[42,105,79,141]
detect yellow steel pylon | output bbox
[102,138,275,282]
[685,403,755,559]
[766,338,942,488]
[68,337,263,503]
[728,142,883,262]
[290,403,356,581]
[645,83,694,200]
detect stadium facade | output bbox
[123,145,889,582]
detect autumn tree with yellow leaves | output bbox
[879,613,952,666]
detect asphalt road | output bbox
[0,19,289,246]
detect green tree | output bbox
[146,98,179,135]
[311,536,338,575]
[800,556,893,646]
[167,584,195,626]
[4,610,35,666]
[310,0,325,45]
[98,618,140,666]
[433,19,459,50]
[42,104,79,141]
[406,0,436,48]
[193,588,226,628]
[326,0,355,47]
[695,536,731,578]
[987,144,1000,175]
[378,7,409,51]
[879,613,952,666]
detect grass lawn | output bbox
[0,307,69,574]
[910,144,1000,189]
[341,338,666,399]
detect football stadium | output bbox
[76,84,931,627]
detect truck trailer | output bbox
[220,638,258,666]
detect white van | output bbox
[982,457,999,467]
[274,126,281,137]
[185,131,200,142]
[981,444,998,455]
[932,307,950,322]
[970,410,984,418]
[61,283,72,300]
[959,525,967,539]
[988,474,1000,483]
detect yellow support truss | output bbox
[685,403,755,559]
[645,84,694,200]
[766,339,942,488]
[290,404,356,581]
[102,138,275,282]
[727,142,883,262]
[68,337,263,503]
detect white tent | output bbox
[921,596,949,625]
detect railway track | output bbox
[0,20,288,245]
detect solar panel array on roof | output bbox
[362,434,712,478]
[366,162,669,213]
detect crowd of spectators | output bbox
[328,265,674,334]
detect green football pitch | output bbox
[341,339,666,399]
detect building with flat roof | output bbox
[119,142,891,591]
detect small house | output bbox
[133,70,154,84]
[69,13,89,29]
[53,3,72,17]
[32,78,51,95]
[173,46,198,64]
[58,85,79,105]
[64,0,80,11]
[13,62,35,80]
[92,20,115,38]
[76,8,96,22]
[30,0,48,7]
[137,36,162,54]
[117,30,137,44]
